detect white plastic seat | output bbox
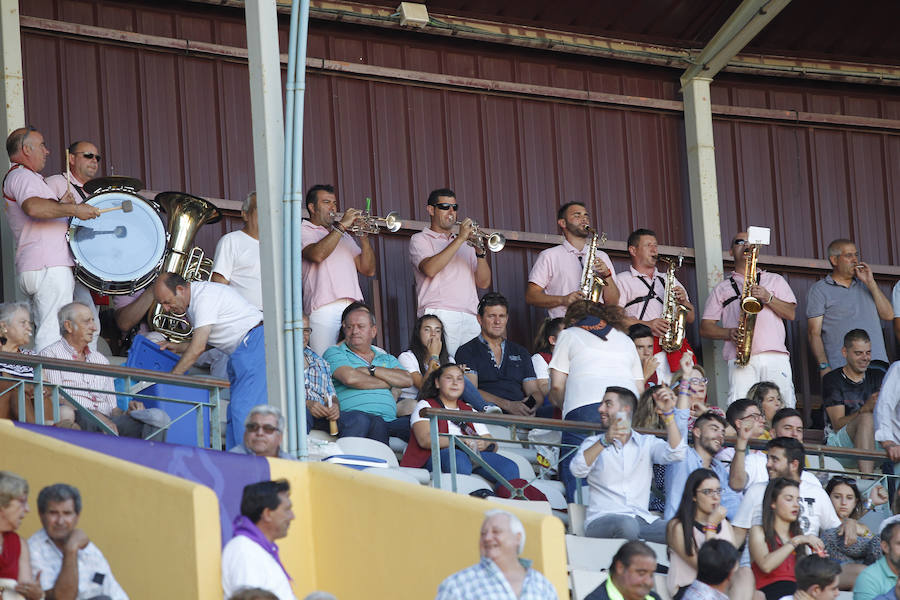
[335,436,430,483]
[434,473,492,495]
[307,429,337,443]
[485,423,517,448]
[526,479,567,510]
[566,535,625,571]
[495,449,536,479]
[362,467,422,485]
[486,496,553,515]
[571,569,606,600]
[568,503,586,536]
[653,573,672,600]
[646,541,669,567]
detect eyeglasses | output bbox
[698,488,722,497]
[689,377,708,385]
[732,239,748,246]
[739,412,764,421]
[246,423,280,434]
[432,202,459,211]
[302,327,313,333]
[76,152,102,161]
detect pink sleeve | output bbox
[528,250,552,287]
[5,169,56,203]
[597,250,616,277]
[408,232,430,270]
[701,283,726,321]
[770,274,797,303]
[300,222,327,249]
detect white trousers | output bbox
[727,351,796,408]
[309,299,352,356]
[18,266,75,352]
[423,308,481,357]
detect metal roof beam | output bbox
[681,0,792,85]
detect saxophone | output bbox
[579,227,608,303]
[735,243,763,366]
[659,254,688,352]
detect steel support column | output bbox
[244,0,287,428]
[683,77,728,405]
[0,0,25,303]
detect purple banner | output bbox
[17,422,270,546]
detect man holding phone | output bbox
[570,385,688,543]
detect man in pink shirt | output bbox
[45,140,103,351]
[2,127,99,352]
[700,231,798,407]
[301,184,375,355]
[408,188,491,355]
[526,202,619,318]
[617,228,695,372]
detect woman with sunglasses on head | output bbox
[749,477,826,600]
[667,468,756,600]
[395,314,491,417]
[821,476,888,588]
[671,361,734,437]
[400,364,517,487]
[747,381,785,439]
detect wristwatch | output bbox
[368,364,376,376]
[817,362,830,371]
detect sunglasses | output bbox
[732,239,748,246]
[246,423,280,434]
[432,202,459,211]
[75,152,102,161]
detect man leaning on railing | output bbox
[40,301,169,440]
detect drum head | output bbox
[68,192,166,289]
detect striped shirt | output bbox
[304,347,335,405]
[39,338,118,415]
[435,557,557,600]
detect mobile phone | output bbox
[616,410,631,430]
[524,395,537,409]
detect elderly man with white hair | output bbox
[40,301,169,439]
[435,510,557,599]
[229,406,295,460]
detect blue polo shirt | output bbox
[455,335,536,402]
[323,342,402,420]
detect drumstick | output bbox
[65,149,72,200]
[97,200,133,214]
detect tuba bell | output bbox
[149,191,222,342]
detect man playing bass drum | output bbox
[700,231,797,407]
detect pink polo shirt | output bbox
[701,270,797,360]
[409,227,479,316]
[2,164,74,272]
[300,220,362,314]
[527,239,616,318]
[617,265,687,321]
[45,172,89,203]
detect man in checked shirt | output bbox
[302,314,367,438]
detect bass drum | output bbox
[67,191,167,295]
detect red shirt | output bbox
[0,531,22,579]
[752,537,797,589]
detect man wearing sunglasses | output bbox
[230,405,295,459]
[3,127,100,352]
[526,201,619,318]
[409,188,491,355]
[700,231,798,407]
[46,140,104,352]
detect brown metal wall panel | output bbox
[404,87,449,219]
[518,99,559,233]
[302,74,339,192]
[809,129,853,255]
[142,52,186,191]
[771,126,815,258]
[481,96,524,230]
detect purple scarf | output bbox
[232,515,293,581]
[575,315,613,340]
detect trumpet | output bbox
[345,210,402,235]
[455,219,505,253]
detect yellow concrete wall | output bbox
[269,460,568,600]
[0,421,222,600]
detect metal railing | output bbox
[0,350,228,449]
[423,408,900,502]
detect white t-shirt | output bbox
[548,327,643,416]
[396,350,458,401]
[188,281,263,354]
[531,353,549,381]
[221,535,296,600]
[212,230,262,310]
[410,399,488,436]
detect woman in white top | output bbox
[400,364,517,486]
[396,315,488,415]
[530,317,564,399]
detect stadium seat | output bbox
[646,540,669,567]
[565,534,625,571]
[571,569,606,600]
[527,479,567,510]
[335,437,430,483]
[308,429,337,443]
[485,423,516,448]
[495,449,537,479]
[435,472,493,495]
[568,503,586,536]
[654,573,672,600]
[486,496,553,515]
